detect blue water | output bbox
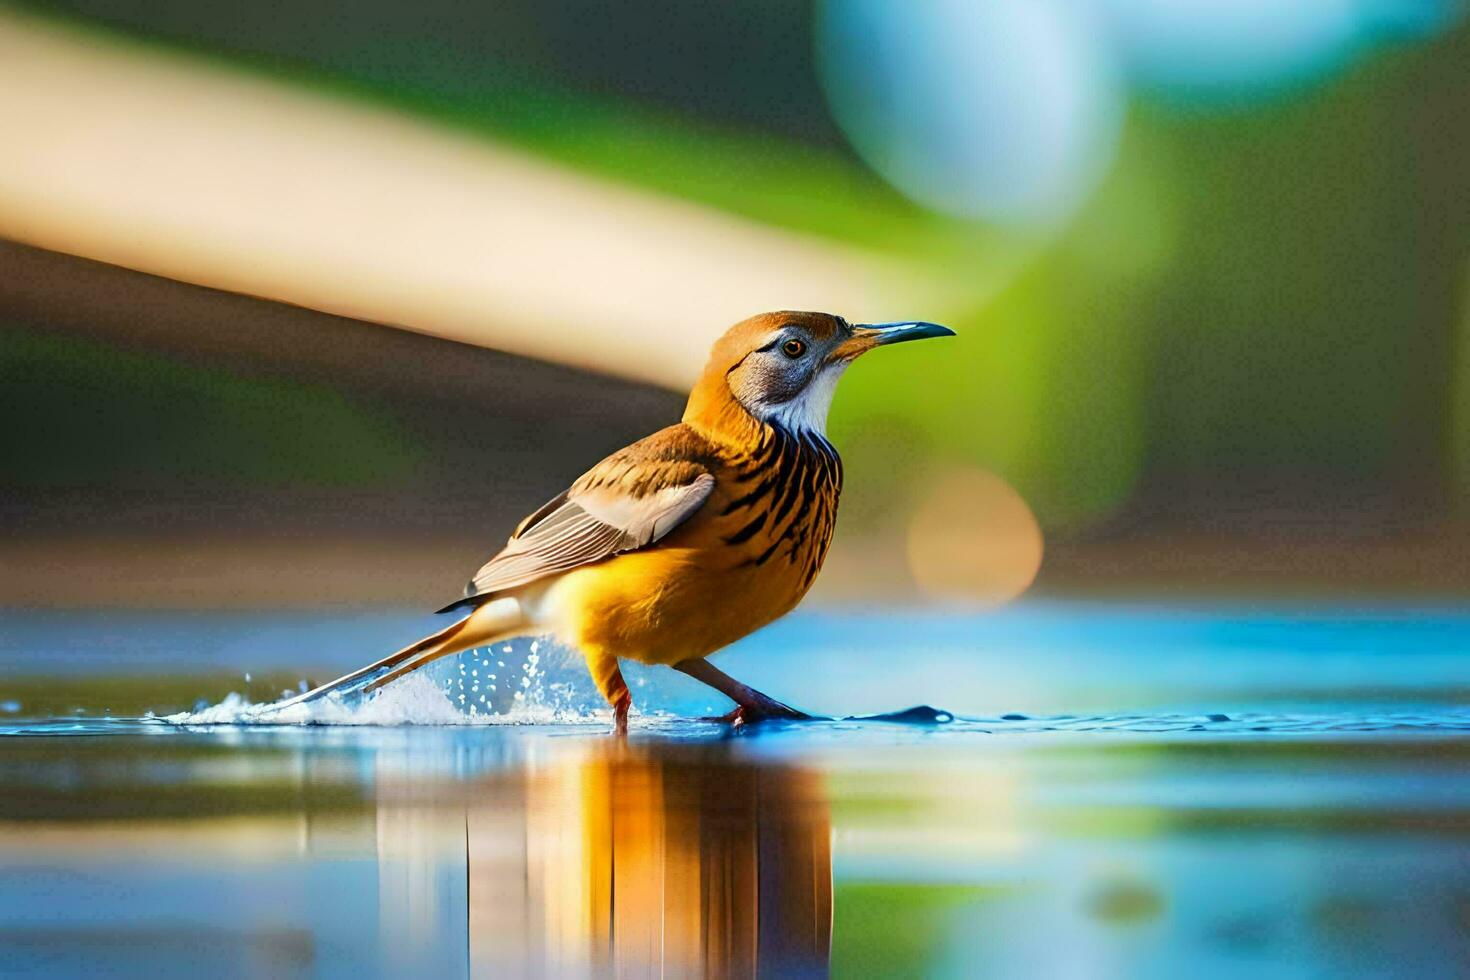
[3,602,1468,723]
[1,603,1467,978]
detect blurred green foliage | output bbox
[1,327,417,488]
[835,32,1469,526]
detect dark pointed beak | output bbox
[833,320,955,361]
[859,321,956,345]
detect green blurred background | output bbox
[3,0,1468,606]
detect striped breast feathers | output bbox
[445,432,716,610]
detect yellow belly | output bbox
[547,543,810,667]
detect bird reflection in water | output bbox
[374,742,831,978]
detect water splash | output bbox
[162,673,467,726]
[162,640,612,727]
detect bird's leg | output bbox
[587,651,631,736]
[673,658,812,725]
[612,689,631,736]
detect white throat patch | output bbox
[761,361,848,436]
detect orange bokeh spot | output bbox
[906,467,1044,606]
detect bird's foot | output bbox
[704,699,813,728]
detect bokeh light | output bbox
[816,0,1126,226]
[906,467,1045,606]
[817,0,1463,226]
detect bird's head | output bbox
[684,311,954,439]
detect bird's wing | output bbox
[445,429,716,610]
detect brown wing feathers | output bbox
[437,425,718,613]
[438,419,840,616]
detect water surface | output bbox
[1,604,1467,977]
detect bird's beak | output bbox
[862,321,956,345]
[832,321,956,361]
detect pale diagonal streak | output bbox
[0,11,950,389]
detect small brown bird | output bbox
[283,311,953,729]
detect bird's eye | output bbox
[781,339,806,359]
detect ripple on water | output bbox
[3,702,1468,738]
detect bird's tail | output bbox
[271,596,529,710]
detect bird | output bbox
[277,311,953,731]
